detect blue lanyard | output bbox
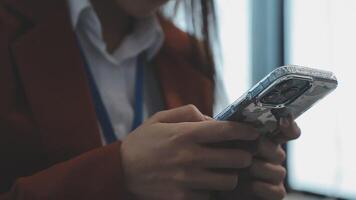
[79,45,146,144]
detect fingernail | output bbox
[204,115,214,121]
[280,118,290,127]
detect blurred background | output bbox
[168,0,356,199]
[219,0,355,199]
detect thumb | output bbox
[150,105,207,123]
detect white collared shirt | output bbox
[66,0,229,143]
[67,0,165,142]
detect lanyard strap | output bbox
[79,45,146,144]
[131,52,146,130]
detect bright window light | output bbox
[216,0,251,103]
[286,0,356,199]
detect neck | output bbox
[90,0,133,53]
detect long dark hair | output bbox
[164,0,219,79]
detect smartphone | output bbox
[214,65,338,136]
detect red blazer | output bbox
[0,0,214,199]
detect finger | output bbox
[257,138,286,164]
[250,159,287,184]
[190,147,253,169]
[249,181,286,200]
[274,116,301,144]
[150,105,206,123]
[183,121,259,143]
[204,115,214,120]
[175,169,239,191]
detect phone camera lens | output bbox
[261,90,286,104]
[259,78,312,107]
[283,87,300,99]
[279,79,293,90]
[264,91,278,101]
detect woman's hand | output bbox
[121,105,259,200]
[247,138,288,200]
[221,115,301,200]
[246,116,301,200]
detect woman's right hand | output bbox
[121,105,259,200]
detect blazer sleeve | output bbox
[0,142,132,200]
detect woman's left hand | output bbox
[221,116,301,200]
[246,116,301,200]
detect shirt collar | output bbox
[67,0,91,29]
[112,16,164,61]
[66,0,164,63]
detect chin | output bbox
[131,8,159,18]
[124,0,169,18]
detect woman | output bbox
[0,0,300,199]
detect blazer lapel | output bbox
[9,2,102,163]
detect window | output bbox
[216,0,251,103]
[286,0,356,199]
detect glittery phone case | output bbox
[214,65,338,136]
